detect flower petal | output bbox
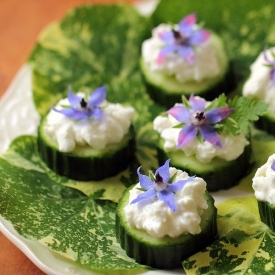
[68,91,82,108]
[179,13,196,37]
[137,167,153,190]
[157,44,177,63]
[189,94,206,111]
[89,85,106,106]
[189,29,210,46]
[271,160,275,171]
[205,107,234,124]
[158,30,174,42]
[155,159,171,183]
[178,124,198,148]
[178,46,194,64]
[88,107,102,120]
[199,124,222,147]
[51,107,88,120]
[270,68,275,87]
[167,105,191,123]
[131,188,156,205]
[157,189,177,212]
[168,175,196,193]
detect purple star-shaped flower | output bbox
[271,160,275,171]
[263,47,275,88]
[131,159,195,212]
[52,85,106,120]
[167,94,234,148]
[157,13,210,64]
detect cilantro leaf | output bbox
[223,96,268,136]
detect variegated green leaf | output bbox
[183,197,275,274]
[0,135,147,272]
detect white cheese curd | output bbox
[124,167,208,238]
[153,112,249,163]
[44,93,135,152]
[252,154,275,204]
[243,47,275,112]
[142,23,225,83]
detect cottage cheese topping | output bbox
[44,93,135,152]
[153,112,249,163]
[243,47,275,112]
[252,154,275,204]
[142,24,226,83]
[124,167,208,238]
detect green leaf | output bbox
[168,171,177,183]
[149,170,155,181]
[223,96,268,135]
[183,196,275,274]
[28,4,163,128]
[205,93,227,111]
[0,136,147,272]
[181,95,191,107]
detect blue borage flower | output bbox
[157,13,210,64]
[167,94,234,148]
[263,47,275,88]
[52,85,106,120]
[131,159,195,212]
[271,160,275,171]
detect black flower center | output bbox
[172,29,187,45]
[155,172,163,185]
[80,98,88,109]
[195,111,205,122]
[154,172,168,192]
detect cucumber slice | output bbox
[156,138,251,192]
[37,116,136,181]
[116,187,217,269]
[140,32,235,108]
[255,111,275,136]
[257,200,275,231]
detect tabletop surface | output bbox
[0,0,140,274]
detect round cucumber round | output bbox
[257,200,275,231]
[37,116,136,181]
[116,186,218,269]
[140,32,235,108]
[156,138,251,192]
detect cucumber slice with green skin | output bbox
[116,187,218,269]
[37,117,136,181]
[140,32,235,108]
[255,112,275,136]
[257,200,275,231]
[156,138,251,192]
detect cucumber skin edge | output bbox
[157,139,252,192]
[116,190,218,269]
[141,61,236,109]
[37,125,136,181]
[258,200,275,231]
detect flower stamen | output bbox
[195,111,205,121]
[80,98,88,109]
